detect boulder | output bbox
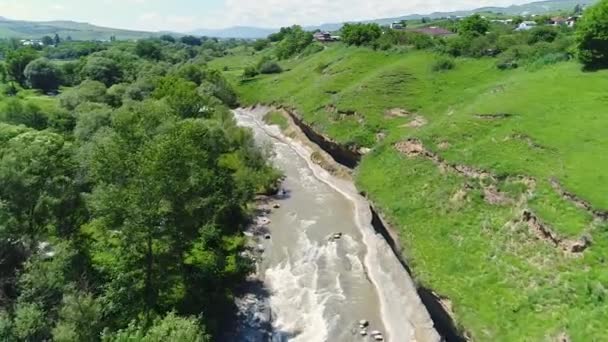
[359,319,369,327]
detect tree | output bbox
[1,99,49,130]
[41,36,54,46]
[576,0,608,69]
[341,23,382,46]
[59,80,108,110]
[5,48,39,86]
[81,56,122,86]
[54,34,61,46]
[153,77,207,118]
[0,130,75,249]
[275,25,313,59]
[102,313,209,342]
[135,40,163,60]
[253,39,270,51]
[458,14,490,37]
[24,58,62,93]
[160,34,176,43]
[181,35,202,46]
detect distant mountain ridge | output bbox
[0,17,165,41]
[192,0,598,38]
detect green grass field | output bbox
[212,44,608,341]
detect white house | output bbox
[515,21,537,31]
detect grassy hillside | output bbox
[211,45,608,341]
[0,18,161,40]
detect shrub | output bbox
[458,14,490,37]
[242,66,259,78]
[496,60,519,70]
[432,58,455,72]
[528,27,559,44]
[258,61,282,74]
[576,0,608,69]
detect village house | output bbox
[549,16,567,26]
[390,21,405,30]
[313,31,334,42]
[515,21,537,31]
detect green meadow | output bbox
[212,44,608,340]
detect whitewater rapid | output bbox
[234,107,439,342]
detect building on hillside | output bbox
[411,26,454,37]
[313,31,334,42]
[20,39,43,47]
[566,16,579,28]
[515,21,537,31]
[549,16,567,26]
[390,21,405,30]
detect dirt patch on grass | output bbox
[437,141,451,150]
[550,178,608,221]
[521,210,591,254]
[385,108,410,118]
[395,139,493,181]
[474,113,514,120]
[405,115,428,128]
[506,133,550,151]
[483,186,512,205]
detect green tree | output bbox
[341,23,382,46]
[1,99,48,130]
[253,39,270,51]
[576,0,608,69]
[52,292,103,342]
[160,34,176,43]
[0,130,75,249]
[135,40,163,60]
[153,77,207,118]
[102,312,209,342]
[41,36,54,46]
[13,302,49,341]
[5,48,39,86]
[54,34,61,45]
[24,58,63,93]
[81,56,122,86]
[60,80,108,110]
[458,14,490,37]
[180,35,202,46]
[275,25,313,59]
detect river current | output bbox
[233,107,439,342]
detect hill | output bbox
[0,17,164,40]
[210,42,608,340]
[193,0,597,38]
[189,26,277,39]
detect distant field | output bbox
[0,19,160,40]
[212,45,608,341]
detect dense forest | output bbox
[0,35,280,341]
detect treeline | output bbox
[248,0,608,72]
[0,37,280,341]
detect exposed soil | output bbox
[395,139,592,254]
[550,178,608,221]
[508,133,548,151]
[385,108,411,118]
[521,210,591,254]
[474,113,513,120]
[404,115,428,128]
[437,141,451,150]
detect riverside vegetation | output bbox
[0,35,281,340]
[209,1,608,340]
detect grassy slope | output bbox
[0,20,158,40]
[211,45,608,341]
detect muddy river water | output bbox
[233,107,439,342]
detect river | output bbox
[233,107,439,342]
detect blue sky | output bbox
[0,0,534,32]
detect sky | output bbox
[0,0,535,32]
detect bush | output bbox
[458,14,490,37]
[275,26,313,59]
[242,66,259,78]
[432,58,455,72]
[528,27,559,44]
[496,60,519,70]
[258,61,282,74]
[576,0,608,69]
[253,39,270,51]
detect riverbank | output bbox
[236,106,440,341]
